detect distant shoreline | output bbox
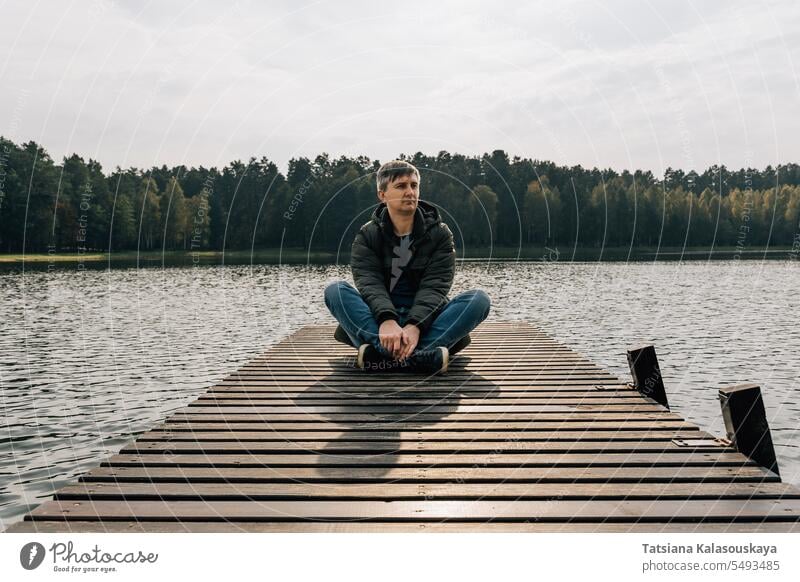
[1,246,798,269]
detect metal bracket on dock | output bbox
[626,344,670,410]
[719,383,780,478]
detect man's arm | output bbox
[350,228,398,324]
[406,224,456,333]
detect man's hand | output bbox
[378,319,404,358]
[397,323,420,361]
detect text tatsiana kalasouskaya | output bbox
[642,543,777,556]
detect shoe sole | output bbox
[356,344,368,369]
[440,346,449,374]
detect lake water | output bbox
[1,260,799,529]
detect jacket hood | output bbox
[370,199,441,241]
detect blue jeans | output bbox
[324,280,490,358]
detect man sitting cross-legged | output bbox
[324,160,490,375]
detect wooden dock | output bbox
[7,321,800,532]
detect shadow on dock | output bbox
[294,354,499,479]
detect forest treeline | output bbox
[2,136,800,253]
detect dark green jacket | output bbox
[350,199,455,334]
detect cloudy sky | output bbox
[1,0,798,173]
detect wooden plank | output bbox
[26,499,800,522]
[213,380,628,387]
[188,394,658,404]
[214,381,625,386]
[103,451,749,468]
[258,357,600,360]
[243,351,586,355]
[125,440,724,453]
[168,414,684,423]
[233,357,589,362]
[204,397,658,406]
[51,481,800,501]
[141,429,715,441]
[191,395,654,403]
[239,363,606,369]
[238,370,611,376]
[78,465,777,482]
[159,420,700,430]
[226,372,620,379]
[252,357,597,362]
[9,521,800,533]
[183,401,668,419]
[202,392,643,399]
[198,398,650,406]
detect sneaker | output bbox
[409,346,449,375]
[356,343,383,370]
[356,344,408,372]
[449,334,471,356]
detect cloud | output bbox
[0,0,797,173]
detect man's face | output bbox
[378,173,419,216]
